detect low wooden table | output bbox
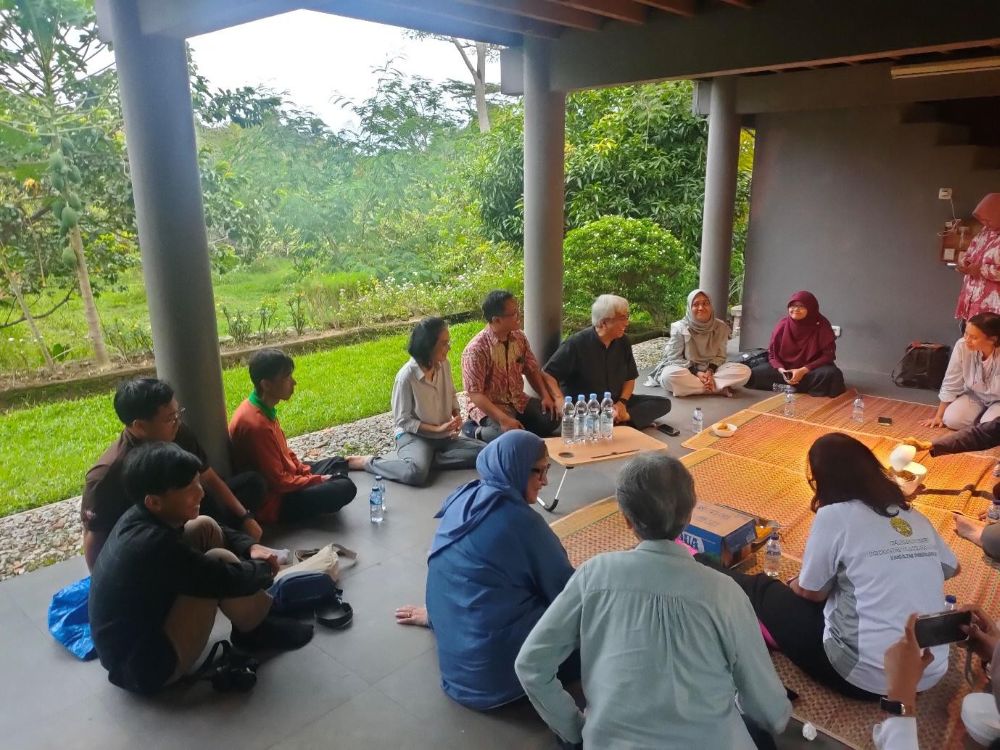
[539,426,668,512]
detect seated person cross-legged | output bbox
[544,294,671,430]
[648,288,751,398]
[88,442,313,695]
[394,430,577,711]
[515,454,791,750]
[367,317,485,486]
[229,348,365,525]
[746,290,846,397]
[460,290,562,443]
[82,377,266,570]
[919,312,1000,431]
[705,433,959,701]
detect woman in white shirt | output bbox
[921,312,1000,430]
[709,433,959,700]
[366,317,485,486]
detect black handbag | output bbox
[738,348,769,369]
[891,342,950,390]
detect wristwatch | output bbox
[879,697,914,716]
[240,510,254,521]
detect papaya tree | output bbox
[0,0,135,368]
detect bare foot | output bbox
[347,455,372,471]
[954,514,986,548]
[720,387,735,398]
[395,605,429,627]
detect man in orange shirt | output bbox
[229,349,368,524]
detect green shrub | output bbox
[562,216,695,327]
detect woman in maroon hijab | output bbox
[746,291,846,397]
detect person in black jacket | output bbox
[88,442,312,694]
[905,425,1000,558]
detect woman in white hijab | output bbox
[649,289,751,397]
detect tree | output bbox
[406,33,501,133]
[0,0,135,367]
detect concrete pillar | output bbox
[105,0,231,472]
[699,77,741,317]
[522,37,566,366]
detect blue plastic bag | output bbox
[48,576,97,661]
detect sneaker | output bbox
[232,614,314,652]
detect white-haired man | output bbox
[515,453,791,749]
[543,294,672,430]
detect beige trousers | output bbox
[164,516,271,682]
[659,362,752,397]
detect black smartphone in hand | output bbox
[914,610,972,648]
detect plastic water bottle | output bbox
[561,396,576,444]
[852,396,864,424]
[763,533,782,577]
[945,595,957,611]
[989,498,1000,522]
[783,391,795,418]
[586,393,601,442]
[599,391,615,441]
[691,407,704,434]
[369,484,384,525]
[375,474,387,513]
[574,395,587,442]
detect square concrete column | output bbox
[104,0,231,472]
[522,37,567,366]
[699,77,741,317]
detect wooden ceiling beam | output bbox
[305,0,522,46]
[551,0,649,25]
[633,0,697,17]
[455,0,606,32]
[374,0,565,38]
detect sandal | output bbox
[294,548,320,563]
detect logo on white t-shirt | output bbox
[890,517,913,537]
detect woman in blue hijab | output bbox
[395,430,575,710]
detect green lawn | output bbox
[0,320,483,518]
[0,259,337,374]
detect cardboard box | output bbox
[680,502,757,566]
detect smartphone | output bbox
[785,686,800,702]
[914,609,972,648]
[878,416,893,426]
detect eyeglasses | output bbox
[530,463,551,479]
[162,407,186,425]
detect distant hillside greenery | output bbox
[0,0,752,379]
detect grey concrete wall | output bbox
[740,105,999,374]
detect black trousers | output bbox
[279,457,357,523]
[709,561,879,702]
[746,363,847,398]
[201,471,267,528]
[623,393,671,429]
[466,396,561,443]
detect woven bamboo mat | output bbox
[550,445,1000,749]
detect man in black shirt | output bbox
[82,377,266,569]
[544,294,672,430]
[89,442,312,694]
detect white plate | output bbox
[711,422,738,438]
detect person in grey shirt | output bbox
[367,317,485,486]
[515,453,791,749]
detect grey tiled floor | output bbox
[0,371,933,749]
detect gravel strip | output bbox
[0,339,669,583]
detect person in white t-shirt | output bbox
[706,433,959,700]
